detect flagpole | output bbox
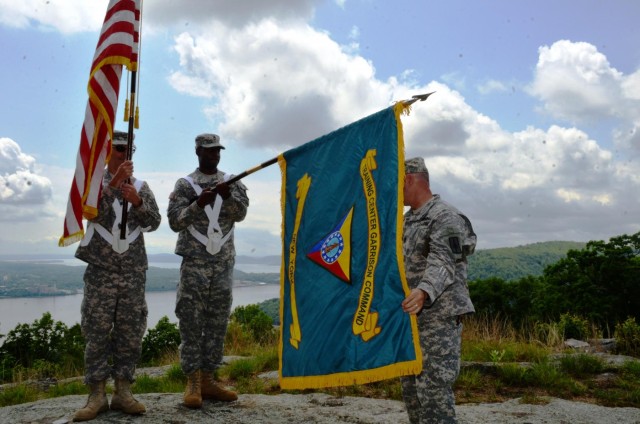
[119,71,137,240]
[196,92,434,203]
[119,0,142,241]
[226,157,279,185]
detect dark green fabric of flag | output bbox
[278,104,421,389]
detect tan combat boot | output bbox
[183,370,202,408]
[73,380,109,422]
[110,377,146,415]
[201,371,238,401]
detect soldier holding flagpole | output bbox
[73,131,160,421]
[167,133,249,408]
[57,0,160,421]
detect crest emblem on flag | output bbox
[306,207,353,283]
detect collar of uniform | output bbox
[192,168,223,184]
[411,194,440,217]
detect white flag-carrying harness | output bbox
[184,175,234,255]
[81,179,150,253]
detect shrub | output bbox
[140,316,180,366]
[225,320,257,354]
[258,298,280,325]
[615,317,640,357]
[531,321,564,347]
[558,313,590,340]
[230,304,277,344]
[0,313,84,380]
[0,353,17,383]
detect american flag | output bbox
[59,0,140,247]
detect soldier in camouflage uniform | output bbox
[73,131,161,422]
[167,133,249,408]
[400,157,476,424]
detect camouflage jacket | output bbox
[167,168,249,261]
[403,194,476,317]
[75,171,162,272]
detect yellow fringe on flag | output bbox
[58,230,84,247]
[279,360,422,390]
[134,106,140,129]
[394,102,423,368]
[395,100,413,116]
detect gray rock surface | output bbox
[2,393,640,424]
[4,355,640,423]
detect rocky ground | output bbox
[3,349,640,424]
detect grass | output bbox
[0,385,40,407]
[1,315,639,409]
[559,354,606,378]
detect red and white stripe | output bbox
[59,0,140,247]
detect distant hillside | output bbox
[467,241,586,282]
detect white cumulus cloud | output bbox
[0,0,105,33]
[0,137,53,217]
[0,0,322,33]
[528,40,631,124]
[170,19,395,149]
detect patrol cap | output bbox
[111,130,135,146]
[405,157,428,174]
[195,133,225,149]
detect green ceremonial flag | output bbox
[277,102,422,389]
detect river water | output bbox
[0,262,281,337]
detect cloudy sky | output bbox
[0,0,639,257]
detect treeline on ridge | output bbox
[468,232,640,333]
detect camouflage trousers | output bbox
[175,256,234,375]
[401,313,462,424]
[81,264,148,385]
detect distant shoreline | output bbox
[0,258,280,299]
[0,280,278,300]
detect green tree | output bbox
[537,232,640,330]
[140,316,180,366]
[615,317,640,357]
[468,277,512,316]
[257,298,280,325]
[469,276,542,327]
[230,304,275,344]
[0,313,84,375]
